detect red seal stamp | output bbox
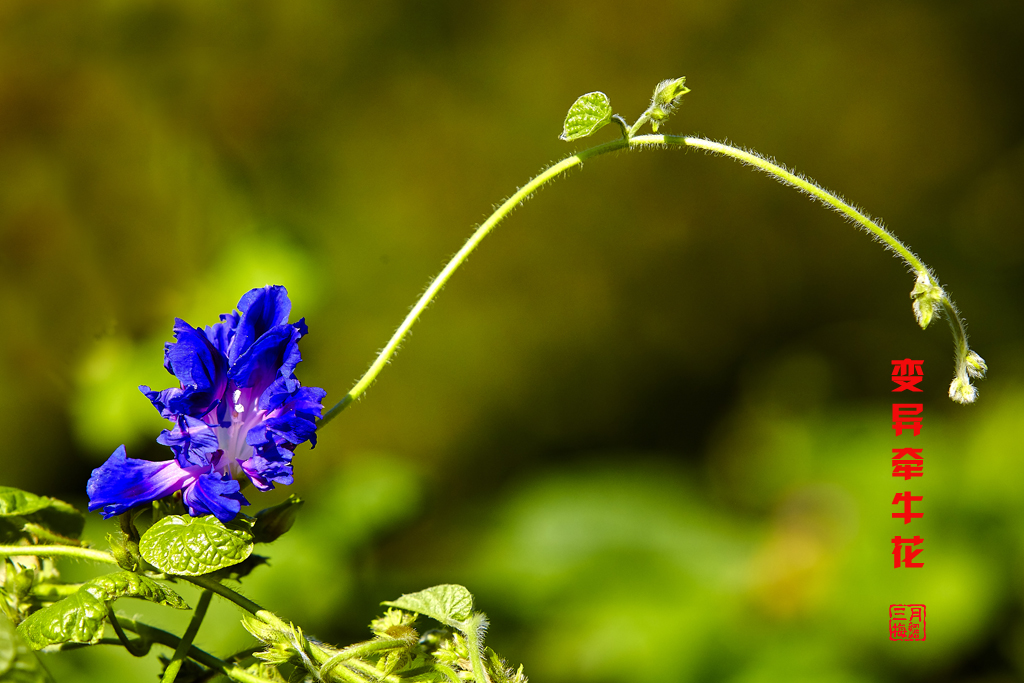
[889,604,926,641]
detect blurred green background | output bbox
[2,0,1024,681]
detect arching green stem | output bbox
[672,135,984,403]
[108,610,150,657]
[319,637,416,678]
[677,137,925,268]
[0,545,118,565]
[185,574,264,614]
[318,135,626,426]
[116,617,279,683]
[319,132,984,427]
[161,589,213,683]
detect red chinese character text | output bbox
[892,491,923,524]
[891,359,924,393]
[892,403,923,436]
[892,447,923,480]
[892,535,924,568]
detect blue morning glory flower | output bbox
[87,286,326,521]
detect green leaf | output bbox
[1,613,53,682]
[209,554,269,581]
[16,571,186,649]
[139,514,254,576]
[559,92,613,142]
[381,584,474,627]
[0,487,85,541]
[0,489,50,518]
[29,500,85,540]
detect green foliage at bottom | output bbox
[0,613,52,683]
[17,572,186,649]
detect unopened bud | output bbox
[949,375,978,405]
[646,77,691,133]
[964,351,987,379]
[241,611,284,645]
[910,272,944,330]
[242,611,308,666]
[106,532,139,571]
[252,495,303,544]
[653,77,690,107]
[371,608,418,638]
[11,566,34,598]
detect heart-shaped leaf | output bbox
[382,584,474,627]
[17,571,187,649]
[559,92,613,142]
[139,514,254,576]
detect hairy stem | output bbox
[611,114,630,139]
[677,136,925,268]
[462,613,491,683]
[161,589,213,683]
[319,131,982,426]
[676,134,984,403]
[318,135,627,426]
[320,637,417,678]
[117,617,279,683]
[627,114,651,138]
[107,610,151,657]
[20,523,82,546]
[185,575,264,614]
[322,661,372,683]
[343,657,406,683]
[0,545,118,565]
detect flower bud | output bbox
[964,351,988,379]
[106,532,139,571]
[241,611,284,645]
[252,495,303,544]
[910,271,944,330]
[646,77,690,133]
[949,375,978,404]
[653,77,690,107]
[370,608,418,638]
[242,611,311,666]
[11,566,34,599]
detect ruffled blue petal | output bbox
[86,445,197,519]
[162,319,229,417]
[292,387,326,421]
[258,377,326,416]
[229,286,292,365]
[139,385,183,420]
[251,378,325,450]
[228,323,304,390]
[243,423,270,448]
[157,414,222,468]
[259,377,300,412]
[181,471,249,521]
[258,415,317,447]
[205,311,239,357]
[240,446,294,492]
